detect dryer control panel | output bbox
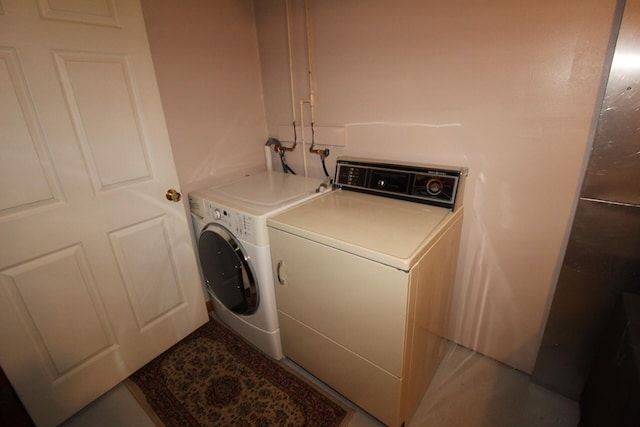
[334,157,467,211]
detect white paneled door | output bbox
[0,1,208,426]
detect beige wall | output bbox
[139,0,618,374]
[141,0,268,195]
[254,0,618,373]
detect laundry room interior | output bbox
[2,0,639,426]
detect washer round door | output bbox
[198,223,258,315]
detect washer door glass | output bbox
[198,223,258,315]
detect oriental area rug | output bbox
[126,318,352,427]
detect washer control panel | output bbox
[203,200,254,241]
[335,157,467,211]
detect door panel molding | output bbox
[109,216,186,330]
[0,244,117,379]
[54,51,152,192]
[0,47,64,219]
[36,0,120,27]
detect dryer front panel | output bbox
[198,223,258,315]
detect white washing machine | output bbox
[267,157,467,426]
[188,171,324,360]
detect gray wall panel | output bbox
[581,0,640,205]
[533,0,640,399]
[533,199,640,398]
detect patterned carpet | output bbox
[126,318,352,426]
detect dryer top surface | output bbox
[267,190,462,271]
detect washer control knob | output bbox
[213,209,222,220]
[377,179,386,188]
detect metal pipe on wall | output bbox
[532,0,640,399]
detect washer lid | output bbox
[194,171,323,215]
[216,171,321,206]
[267,190,461,271]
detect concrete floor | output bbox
[60,341,579,427]
[407,343,578,427]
